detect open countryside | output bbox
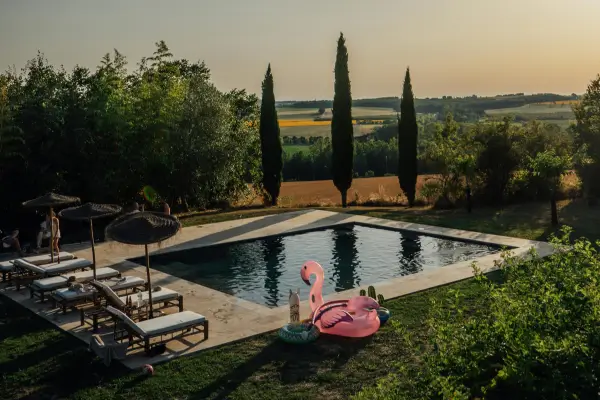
[4,1,600,399]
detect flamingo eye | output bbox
[304,266,307,269]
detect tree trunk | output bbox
[341,190,348,208]
[550,194,558,226]
[466,186,472,213]
[271,196,278,207]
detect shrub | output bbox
[365,170,375,178]
[419,179,442,204]
[356,227,600,399]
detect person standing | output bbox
[50,210,61,260]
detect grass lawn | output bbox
[2,199,599,399]
[283,144,310,155]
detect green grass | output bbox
[2,199,599,399]
[283,145,310,155]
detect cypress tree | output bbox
[331,32,354,207]
[398,67,418,206]
[259,63,283,206]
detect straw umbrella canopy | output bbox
[105,211,181,318]
[58,203,122,279]
[22,192,81,263]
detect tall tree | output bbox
[259,64,283,206]
[398,67,419,206]
[331,32,354,207]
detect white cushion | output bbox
[42,258,92,275]
[33,268,119,291]
[13,259,46,274]
[105,276,145,292]
[53,287,95,301]
[118,288,179,305]
[94,280,126,307]
[21,252,75,265]
[135,311,206,336]
[0,260,14,272]
[105,306,146,336]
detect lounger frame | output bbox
[112,317,209,354]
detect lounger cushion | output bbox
[118,288,179,305]
[32,268,120,291]
[53,286,96,301]
[21,252,75,265]
[13,259,46,274]
[0,260,13,272]
[42,258,92,275]
[54,276,145,301]
[135,311,206,336]
[94,280,126,308]
[105,306,146,336]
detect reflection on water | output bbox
[399,232,422,276]
[139,225,500,308]
[263,237,285,307]
[330,226,360,290]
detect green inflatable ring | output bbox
[278,322,320,344]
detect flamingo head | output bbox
[347,296,380,312]
[301,260,323,286]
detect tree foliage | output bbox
[259,64,283,205]
[0,42,260,225]
[398,68,419,206]
[572,74,600,201]
[356,227,600,399]
[331,32,354,207]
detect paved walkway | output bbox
[0,209,553,369]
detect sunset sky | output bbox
[1,0,599,100]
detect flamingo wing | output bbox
[320,308,354,329]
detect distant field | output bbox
[537,100,580,105]
[485,103,575,115]
[281,124,381,138]
[284,145,310,155]
[278,106,396,121]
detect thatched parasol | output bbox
[58,203,122,279]
[22,193,81,263]
[105,211,181,318]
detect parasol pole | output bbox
[49,207,55,263]
[145,244,154,319]
[90,218,97,280]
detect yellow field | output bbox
[280,120,344,127]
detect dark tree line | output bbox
[0,41,261,229]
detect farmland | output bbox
[277,106,394,138]
[484,101,576,130]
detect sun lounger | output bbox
[106,305,208,354]
[50,276,146,314]
[30,267,122,303]
[13,258,92,290]
[81,280,183,332]
[0,252,75,282]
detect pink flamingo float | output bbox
[301,260,381,338]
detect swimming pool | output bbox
[130,224,501,308]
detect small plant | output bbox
[366,286,385,305]
[359,289,366,296]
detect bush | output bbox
[365,170,375,178]
[419,179,442,204]
[356,227,600,399]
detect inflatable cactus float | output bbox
[361,286,390,324]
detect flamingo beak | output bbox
[302,277,311,286]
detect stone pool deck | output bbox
[0,209,554,369]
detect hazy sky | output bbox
[1,0,600,100]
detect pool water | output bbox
[132,224,500,308]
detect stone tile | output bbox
[0,210,553,369]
